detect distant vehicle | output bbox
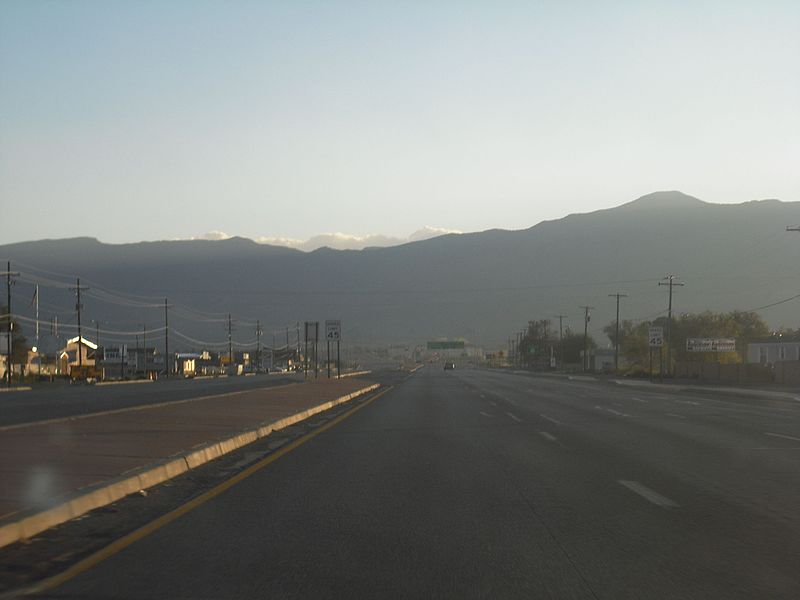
[443,362,455,370]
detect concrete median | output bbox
[0,378,379,549]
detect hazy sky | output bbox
[1,1,798,245]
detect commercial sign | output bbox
[686,338,736,353]
[648,327,664,348]
[427,341,466,350]
[325,320,341,341]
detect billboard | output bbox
[685,338,736,352]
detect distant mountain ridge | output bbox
[2,192,798,349]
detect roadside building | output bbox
[128,347,164,378]
[592,348,615,372]
[175,352,202,377]
[99,345,129,379]
[59,336,98,373]
[746,336,800,365]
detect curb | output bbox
[337,370,371,379]
[0,383,380,549]
[95,380,154,387]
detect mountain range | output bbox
[2,192,798,351]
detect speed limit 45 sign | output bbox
[648,326,664,348]
[325,320,341,341]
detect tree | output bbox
[604,311,771,372]
[561,327,596,365]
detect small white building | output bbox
[746,337,800,364]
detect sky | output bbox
[1,0,798,245]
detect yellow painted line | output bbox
[14,385,393,598]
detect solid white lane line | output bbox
[479,411,493,418]
[618,480,679,508]
[506,411,522,423]
[765,432,800,443]
[665,412,686,419]
[538,431,557,442]
[540,414,562,426]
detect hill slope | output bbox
[2,192,798,350]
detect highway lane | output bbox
[35,366,800,599]
[0,374,302,427]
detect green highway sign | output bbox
[427,341,465,350]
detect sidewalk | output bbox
[0,377,378,547]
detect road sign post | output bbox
[325,320,341,379]
[649,326,663,382]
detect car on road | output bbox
[443,362,455,370]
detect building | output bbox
[59,336,98,373]
[746,336,800,365]
[128,347,164,378]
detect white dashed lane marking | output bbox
[540,414,562,426]
[538,431,557,442]
[765,432,800,443]
[506,412,522,423]
[619,480,679,508]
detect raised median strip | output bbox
[0,379,379,549]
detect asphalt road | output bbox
[0,374,302,427]
[35,367,800,599]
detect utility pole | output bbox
[164,298,171,378]
[142,324,147,378]
[553,315,566,370]
[285,326,290,369]
[256,320,262,373]
[69,278,89,368]
[227,313,233,369]
[658,276,685,376]
[580,306,594,372]
[2,262,19,386]
[608,294,628,372]
[34,284,39,361]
